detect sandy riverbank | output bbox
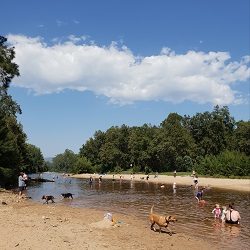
[0,190,216,250]
[72,173,250,192]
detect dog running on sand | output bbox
[61,193,74,199]
[42,195,55,204]
[149,205,177,235]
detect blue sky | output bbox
[1,0,249,157]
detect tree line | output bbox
[50,106,250,177]
[0,36,46,188]
[1,35,249,188]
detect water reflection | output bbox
[27,172,249,250]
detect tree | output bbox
[128,124,156,171]
[184,106,235,156]
[79,130,105,166]
[72,156,94,174]
[0,36,21,116]
[52,149,78,173]
[99,125,130,171]
[156,113,196,170]
[24,144,45,173]
[0,36,24,187]
[233,121,250,155]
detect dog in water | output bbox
[42,195,55,204]
[149,205,177,235]
[61,193,74,199]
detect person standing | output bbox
[18,172,26,197]
[173,170,177,178]
[193,174,199,189]
[23,172,28,189]
[212,204,221,218]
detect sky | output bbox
[1,0,249,158]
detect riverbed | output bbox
[26,173,250,250]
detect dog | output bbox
[61,193,74,199]
[149,205,177,235]
[42,195,55,204]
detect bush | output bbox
[114,166,123,174]
[72,157,94,174]
[194,150,250,177]
[0,167,17,188]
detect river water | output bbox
[27,173,249,250]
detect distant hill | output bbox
[45,157,53,162]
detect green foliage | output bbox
[0,36,20,90]
[77,106,249,177]
[24,144,45,173]
[184,106,235,156]
[0,167,16,187]
[194,150,250,177]
[176,156,193,172]
[113,166,123,174]
[233,121,250,155]
[0,36,45,187]
[51,149,78,173]
[72,157,94,174]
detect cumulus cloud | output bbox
[7,34,250,105]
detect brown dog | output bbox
[42,195,55,204]
[149,205,177,235]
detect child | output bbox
[221,206,227,222]
[212,204,221,219]
[195,188,204,202]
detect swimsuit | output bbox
[225,210,239,224]
[213,208,221,218]
[196,191,202,200]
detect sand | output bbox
[72,173,250,192]
[0,189,217,250]
[1,175,249,249]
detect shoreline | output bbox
[0,190,216,250]
[72,173,250,192]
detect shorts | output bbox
[18,186,25,192]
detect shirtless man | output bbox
[225,204,241,224]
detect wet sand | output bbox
[72,174,250,192]
[0,189,217,250]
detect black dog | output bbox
[42,195,55,204]
[61,193,74,199]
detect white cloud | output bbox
[7,34,250,105]
[56,20,66,27]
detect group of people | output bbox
[191,170,241,225]
[211,203,241,224]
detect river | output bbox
[27,172,250,250]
